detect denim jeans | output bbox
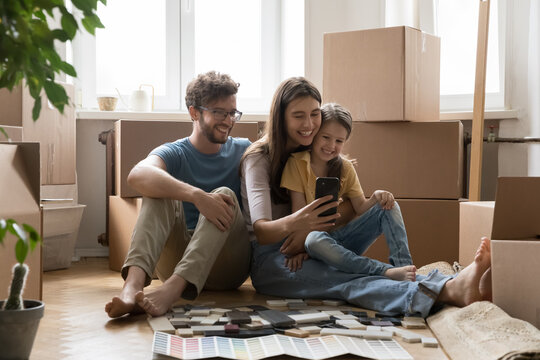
[305,202,413,276]
[250,240,452,318]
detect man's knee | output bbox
[213,187,239,206]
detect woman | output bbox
[240,77,491,317]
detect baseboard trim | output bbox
[74,248,109,259]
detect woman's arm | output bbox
[243,153,338,245]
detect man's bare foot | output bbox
[135,274,186,317]
[105,266,146,318]
[385,265,417,281]
[438,237,491,307]
[479,268,492,301]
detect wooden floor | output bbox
[31,257,450,360]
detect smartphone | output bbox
[315,177,340,217]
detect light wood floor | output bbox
[31,257,450,360]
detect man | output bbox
[105,71,251,318]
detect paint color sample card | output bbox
[152,332,413,360]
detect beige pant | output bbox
[122,187,251,300]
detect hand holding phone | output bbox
[315,177,340,217]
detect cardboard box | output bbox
[363,199,460,267]
[22,83,76,185]
[491,177,540,328]
[0,83,76,185]
[115,120,259,197]
[323,26,440,121]
[0,86,23,126]
[0,125,23,141]
[0,142,42,300]
[42,204,85,271]
[343,121,463,199]
[109,196,142,271]
[459,201,494,266]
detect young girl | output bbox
[280,103,416,280]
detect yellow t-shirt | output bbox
[280,150,364,204]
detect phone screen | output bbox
[315,177,340,217]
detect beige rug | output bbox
[427,301,540,360]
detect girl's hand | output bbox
[284,252,310,272]
[371,190,395,210]
[290,195,340,232]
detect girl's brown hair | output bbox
[321,103,353,179]
[241,77,321,203]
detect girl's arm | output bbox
[350,190,395,216]
[290,190,307,213]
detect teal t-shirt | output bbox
[150,136,251,229]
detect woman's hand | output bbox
[371,190,395,210]
[280,230,310,256]
[290,195,340,232]
[284,252,310,272]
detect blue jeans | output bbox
[250,240,452,317]
[304,202,413,276]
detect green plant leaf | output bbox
[22,223,42,251]
[58,61,77,77]
[15,238,29,265]
[61,12,78,39]
[81,14,104,35]
[32,96,42,121]
[0,127,9,141]
[0,219,7,244]
[51,29,70,42]
[43,80,67,113]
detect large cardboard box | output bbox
[0,84,76,185]
[0,142,42,300]
[459,201,494,266]
[109,196,142,271]
[491,177,540,328]
[364,199,460,267]
[343,121,463,199]
[323,26,440,122]
[115,120,259,197]
[0,87,23,126]
[0,125,23,141]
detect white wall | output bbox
[499,0,538,177]
[304,0,384,90]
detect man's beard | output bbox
[198,119,230,144]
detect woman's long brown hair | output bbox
[240,77,321,203]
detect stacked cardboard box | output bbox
[324,26,463,267]
[0,84,85,271]
[109,120,260,271]
[0,142,42,300]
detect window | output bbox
[72,0,282,112]
[434,0,506,111]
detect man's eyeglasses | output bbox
[198,106,242,122]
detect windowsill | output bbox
[440,109,519,121]
[76,109,269,122]
[77,109,519,122]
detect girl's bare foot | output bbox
[385,265,417,281]
[438,237,491,307]
[135,274,186,317]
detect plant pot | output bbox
[0,300,44,360]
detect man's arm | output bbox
[127,155,234,231]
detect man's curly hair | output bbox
[185,71,239,109]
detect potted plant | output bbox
[0,219,42,360]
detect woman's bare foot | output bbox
[438,237,491,307]
[135,274,186,317]
[385,265,417,281]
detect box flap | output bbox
[491,177,540,240]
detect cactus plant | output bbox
[0,218,41,310]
